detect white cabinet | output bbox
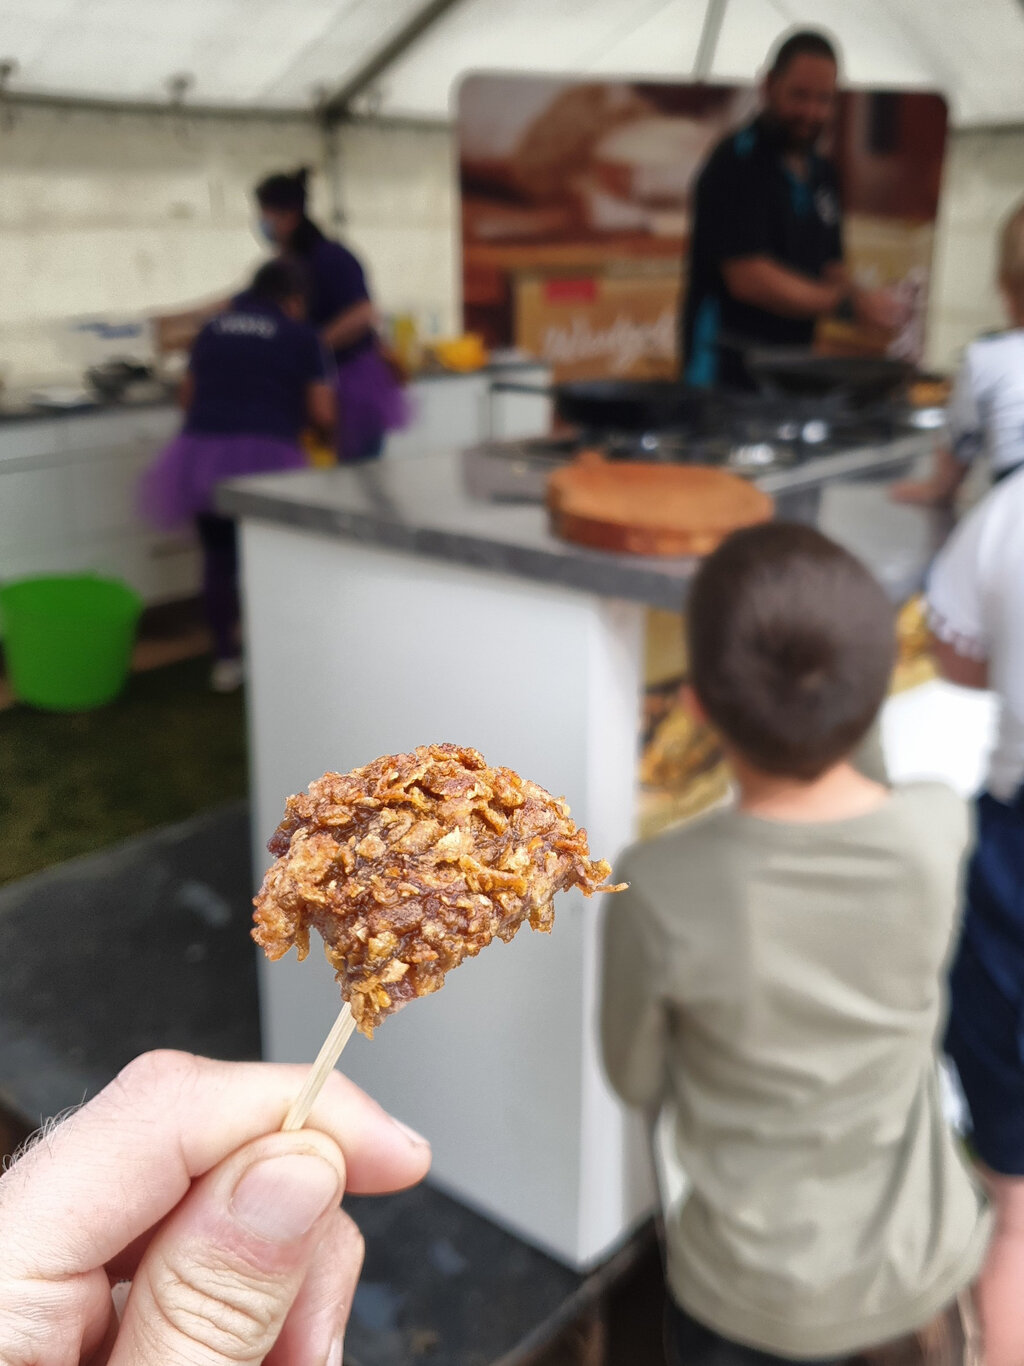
[0,420,65,462]
[242,521,652,1269]
[0,466,74,548]
[386,374,484,458]
[95,535,200,604]
[0,405,201,606]
[62,408,178,455]
[385,365,552,461]
[0,372,551,606]
[70,452,147,538]
[487,377,554,441]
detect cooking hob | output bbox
[464,391,943,504]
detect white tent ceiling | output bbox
[2,0,1023,126]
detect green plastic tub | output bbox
[0,575,142,711]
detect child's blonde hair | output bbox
[998,199,1024,305]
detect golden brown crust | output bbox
[252,744,622,1036]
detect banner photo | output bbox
[459,75,947,382]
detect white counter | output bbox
[386,364,551,460]
[0,365,550,609]
[242,526,655,1270]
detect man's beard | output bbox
[765,111,826,153]
[784,122,825,151]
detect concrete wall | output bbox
[0,100,1018,385]
[0,103,456,387]
[329,120,459,340]
[0,103,321,385]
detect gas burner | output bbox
[728,442,783,473]
[603,430,697,464]
[800,419,830,446]
[513,434,581,458]
[465,383,933,502]
[906,405,946,431]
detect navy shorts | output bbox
[944,790,1024,1177]
[665,1298,975,1366]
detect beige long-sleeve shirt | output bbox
[601,782,989,1359]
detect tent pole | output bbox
[0,89,313,123]
[321,0,466,124]
[322,118,346,232]
[692,0,728,79]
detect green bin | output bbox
[0,575,142,711]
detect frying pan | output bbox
[552,379,709,432]
[85,359,154,402]
[743,349,916,406]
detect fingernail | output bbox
[231,1153,341,1242]
[327,1336,344,1366]
[390,1114,430,1148]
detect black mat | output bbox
[345,1183,654,1366]
[0,801,260,1125]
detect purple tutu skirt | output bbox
[139,432,307,531]
[335,347,411,463]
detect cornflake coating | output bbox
[252,744,624,1036]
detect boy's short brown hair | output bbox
[998,198,1024,305]
[687,523,895,780]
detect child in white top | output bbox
[895,199,1024,505]
[927,212,1024,1365]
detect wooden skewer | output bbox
[281,1002,358,1131]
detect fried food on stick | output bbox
[253,743,623,1037]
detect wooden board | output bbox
[547,457,773,557]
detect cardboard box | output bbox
[515,269,682,381]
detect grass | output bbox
[0,655,248,885]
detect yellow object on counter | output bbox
[391,314,422,375]
[636,594,940,843]
[892,594,937,693]
[302,430,336,468]
[429,334,489,373]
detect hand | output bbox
[0,1050,431,1365]
[890,449,965,507]
[853,287,907,334]
[820,262,853,314]
[889,477,953,506]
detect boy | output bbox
[929,449,1024,1366]
[602,523,989,1365]
[893,199,1024,506]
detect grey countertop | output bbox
[410,358,547,383]
[0,391,177,427]
[0,361,544,430]
[218,438,950,611]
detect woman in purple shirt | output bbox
[141,259,334,690]
[255,167,409,463]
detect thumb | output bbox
[109,1129,346,1366]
